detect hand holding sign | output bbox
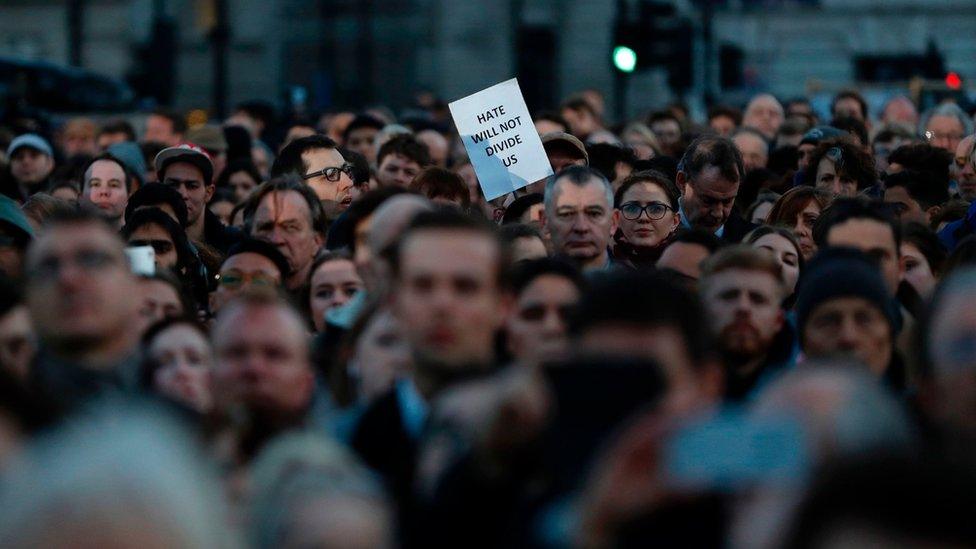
[450,79,554,201]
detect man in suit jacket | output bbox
[350,209,511,515]
[676,135,757,244]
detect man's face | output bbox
[97,131,129,151]
[833,97,864,121]
[884,186,928,225]
[376,153,421,188]
[393,229,506,369]
[797,143,817,170]
[0,305,34,380]
[681,166,740,232]
[546,149,587,173]
[136,278,184,334]
[345,127,379,164]
[81,160,128,222]
[925,291,976,436]
[803,297,892,376]
[506,274,580,365]
[709,115,737,137]
[702,268,784,362]
[301,147,353,221]
[732,132,768,172]
[561,108,597,138]
[814,158,857,197]
[127,223,178,271]
[143,115,181,146]
[0,226,26,278]
[953,136,976,201]
[826,218,902,295]
[10,147,54,187]
[925,115,964,152]
[651,119,682,147]
[545,179,615,269]
[25,222,139,348]
[251,191,322,286]
[743,96,784,139]
[212,303,314,416]
[211,252,282,313]
[162,162,212,227]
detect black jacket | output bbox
[203,209,242,255]
[350,388,418,505]
[721,211,759,243]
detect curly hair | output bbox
[802,137,877,191]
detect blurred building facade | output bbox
[0,0,973,119]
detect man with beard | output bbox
[271,135,355,224]
[211,292,315,463]
[351,209,511,515]
[677,135,756,243]
[700,245,794,401]
[543,166,616,272]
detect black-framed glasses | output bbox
[302,163,354,183]
[619,201,673,221]
[825,147,845,168]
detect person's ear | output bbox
[898,249,908,281]
[609,208,619,237]
[925,205,941,226]
[676,171,688,196]
[670,209,681,233]
[205,184,216,203]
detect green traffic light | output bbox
[613,45,637,73]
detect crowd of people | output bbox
[0,85,976,547]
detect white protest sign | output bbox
[449,78,553,201]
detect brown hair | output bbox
[409,167,471,209]
[699,244,784,296]
[766,186,833,226]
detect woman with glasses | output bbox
[611,170,682,269]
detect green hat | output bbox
[0,195,34,244]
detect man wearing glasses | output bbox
[272,135,356,223]
[24,208,143,414]
[210,238,290,314]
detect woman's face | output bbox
[310,259,364,332]
[615,182,679,248]
[128,223,178,270]
[350,310,410,402]
[752,233,801,296]
[902,242,937,298]
[792,199,822,261]
[149,324,214,412]
[228,170,259,204]
[815,158,857,197]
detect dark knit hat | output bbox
[795,247,901,340]
[799,126,847,147]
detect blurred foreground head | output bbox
[0,404,233,548]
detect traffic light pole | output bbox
[614,70,628,123]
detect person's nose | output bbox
[836,317,860,349]
[339,174,353,194]
[794,221,810,239]
[541,307,566,335]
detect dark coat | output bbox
[721,211,759,244]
